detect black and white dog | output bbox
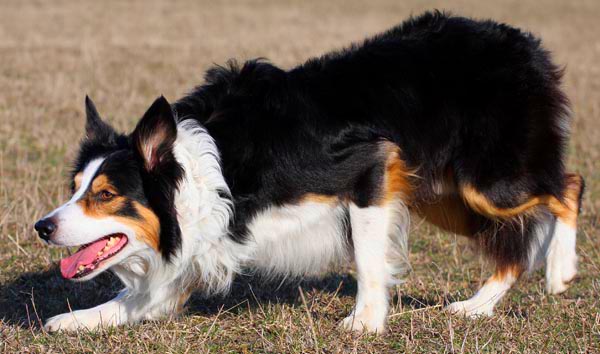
[35,11,584,332]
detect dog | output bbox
[35,11,584,333]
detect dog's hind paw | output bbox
[446,300,494,318]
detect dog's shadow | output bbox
[0,267,440,329]
[0,267,120,328]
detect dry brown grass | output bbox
[1,0,599,352]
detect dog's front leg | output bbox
[341,204,395,333]
[45,285,190,332]
[44,291,130,332]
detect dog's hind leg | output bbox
[446,215,545,317]
[461,173,585,295]
[447,265,522,317]
[446,172,584,317]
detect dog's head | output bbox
[35,96,183,281]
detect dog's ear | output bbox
[131,96,183,262]
[131,96,178,172]
[85,95,116,141]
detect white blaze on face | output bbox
[71,158,105,201]
[44,157,104,221]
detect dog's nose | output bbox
[34,218,57,241]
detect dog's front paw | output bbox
[340,309,386,333]
[44,312,89,332]
[44,309,112,332]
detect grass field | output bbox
[1,0,599,352]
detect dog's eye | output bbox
[99,190,115,201]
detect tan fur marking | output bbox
[300,193,338,204]
[488,264,523,283]
[176,288,193,313]
[119,201,160,251]
[74,172,83,191]
[90,174,117,195]
[461,182,580,229]
[548,198,577,228]
[380,142,414,205]
[413,195,477,237]
[78,195,127,218]
[461,184,546,219]
[556,173,583,228]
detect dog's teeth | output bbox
[78,265,85,272]
[97,251,103,256]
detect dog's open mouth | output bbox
[60,234,128,279]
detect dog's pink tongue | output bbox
[60,239,108,279]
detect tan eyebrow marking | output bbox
[74,172,83,191]
[90,174,118,195]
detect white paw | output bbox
[546,257,577,295]
[546,248,577,294]
[340,310,386,333]
[44,312,92,332]
[446,300,494,318]
[546,279,569,295]
[44,309,117,332]
[561,256,578,283]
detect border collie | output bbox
[35,11,584,333]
